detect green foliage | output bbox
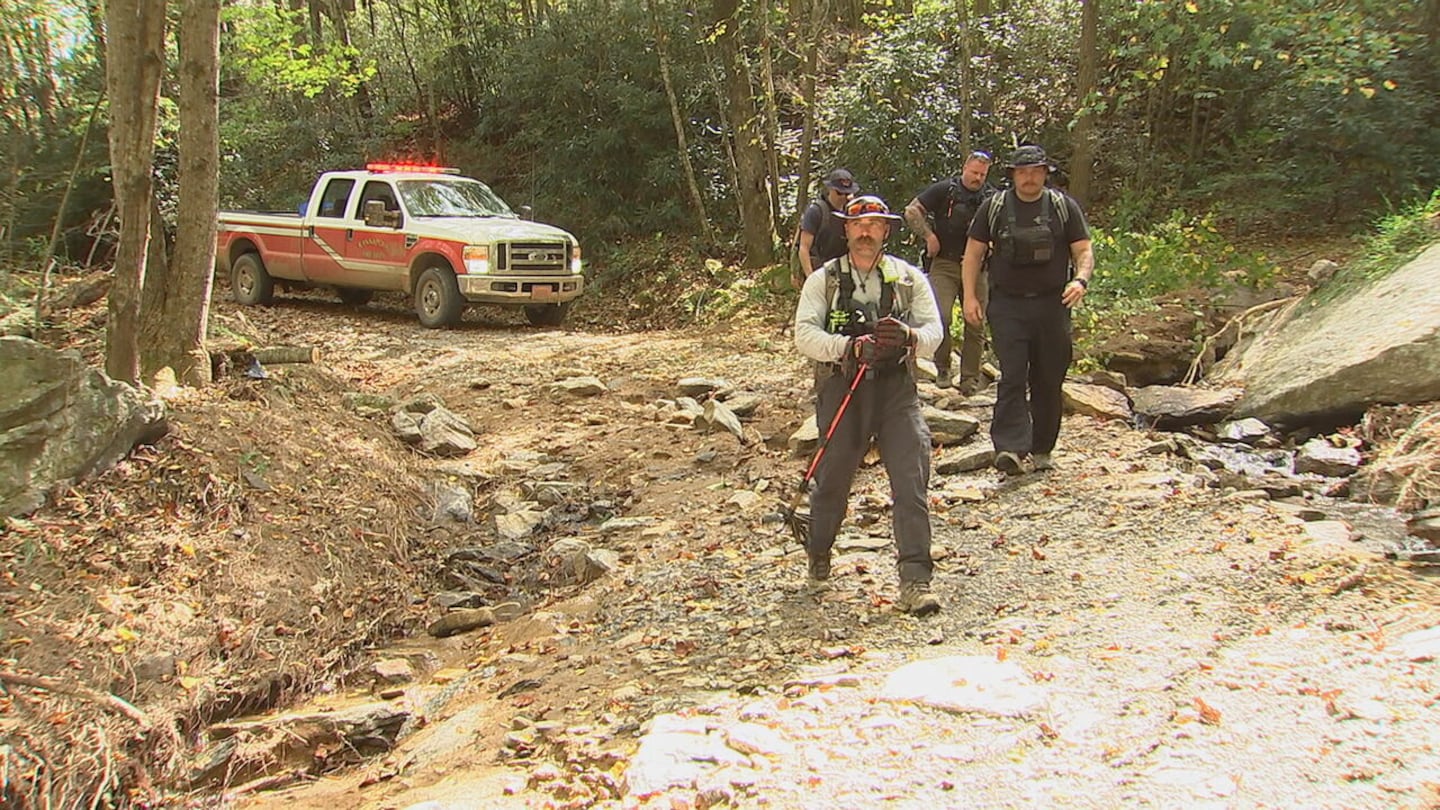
[1087,210,1276,306]
[222,4,375,99]
[1308,189,1440,307]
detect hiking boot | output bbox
[935,368,954,389]
[807,552,832,582]
[896,581,941,616]
[1031,452,1053,471]
[995,451,1025,475]
[957,376,985,396]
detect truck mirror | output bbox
[363,200,402,229]
[520,204,533,221]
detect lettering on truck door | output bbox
[306,177,357,283]
[343,180,409,291]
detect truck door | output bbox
[303,177,356,283]
[342,180,409,291]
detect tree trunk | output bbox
[759,5,784,233]
[1069,0,1098,206]
[647,0,714,242]
[957,0,973,150]
[712,0,776,266]
[103,0,166,385]
[794,0,822,227]
[156,0,221,386]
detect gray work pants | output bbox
[927,257,988,380]
[807,367,934,584]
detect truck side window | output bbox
[317,178,356,219]
[359,181,399,214]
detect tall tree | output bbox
[647,0,714,242]
[141,0,220,385]
[103,0,165,384]
[712,0,776,266]
[1069,0,1098,205]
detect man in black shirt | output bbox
[904,151,996,391]
[794,169,860,287]
[960,145,1094,475]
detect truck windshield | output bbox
[398,178,516,218]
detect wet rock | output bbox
[923,407,980,445]
[1062,382,1132,421]
[1294,438,1362,478]
[1132,386,1242,429]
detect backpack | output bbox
[986,188,1070,234]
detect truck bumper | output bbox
[457,274,585,304]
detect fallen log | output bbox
[251,346,320,364]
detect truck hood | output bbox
[410,217,577,245]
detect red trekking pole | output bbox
[780,358,869,546]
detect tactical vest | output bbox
[986,188,1073,294]
[817,255,918,379]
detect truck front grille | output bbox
[497,241,569,275]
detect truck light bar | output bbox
[365,162,460,175]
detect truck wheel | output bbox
[337,287,374,307]
[415,265,463,328]
[524,301,572,327]
[231,253,274,306]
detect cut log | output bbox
[251,346,320,364]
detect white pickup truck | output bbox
[215,164,584,327]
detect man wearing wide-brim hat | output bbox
[793,194,946,616]
[959,145,1095,476]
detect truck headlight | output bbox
[463,245,489,274]
[570,245,583,275]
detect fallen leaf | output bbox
[1194,697,1222,725]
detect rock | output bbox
[880,656,1047,717]
[1224,244,1440,425]
[418,407,477,457]
[923,407,980,445]
[676,377,730,398]
[1217,417,1272,444]
[788,415,819,457]
[1301,520,1359,546]
[391,410,423,444]
[196,701,409,787]
[1073,369,1128,393]
[431,481,473,523]
[427,607,497,638]
[1306,259,1340,285]
[371,658,416,685]
[0,337,169,517]
[1131,386,1242,429]
[1270,500,1327,522]
[341,392,395,414]
[625,714,749,797]
[549,376,607,398]
[1394,625,1440,662]
[723,722,794,757]
[720,393,763,418]
[545,538,620,586]
[727,490,761,510]
[935,441,996,474]
[432,591,487,610]
[397,393,445,415]
[1408,507,1440,543]
[1062,382,1133,421]
[1293,437,1362,477]
[495,508,547,540]
[700,399,745,440]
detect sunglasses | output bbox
[845,199,890,217]
[968,150,993,162]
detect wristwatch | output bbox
[1070,277,1089,289]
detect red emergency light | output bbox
[365,162,460,174]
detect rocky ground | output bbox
[4,286,1438,809]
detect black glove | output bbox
[874,317,914,350]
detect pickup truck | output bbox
[215,164,584,327]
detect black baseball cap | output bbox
[824,169,860,194]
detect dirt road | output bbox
[195,295,1438,809]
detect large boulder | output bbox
[1224,243,1440,424]
[0,337,168,517]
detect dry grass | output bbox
[1357,403,1440,511]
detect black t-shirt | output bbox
[968,190,1090,295]
[801,198,848,268]
[915,179,995,261]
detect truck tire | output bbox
[231,253,274,306]
[524,301,572,327]
[337,287,374,307]
[415,265,463,328]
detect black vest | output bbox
[809,198,848,270]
